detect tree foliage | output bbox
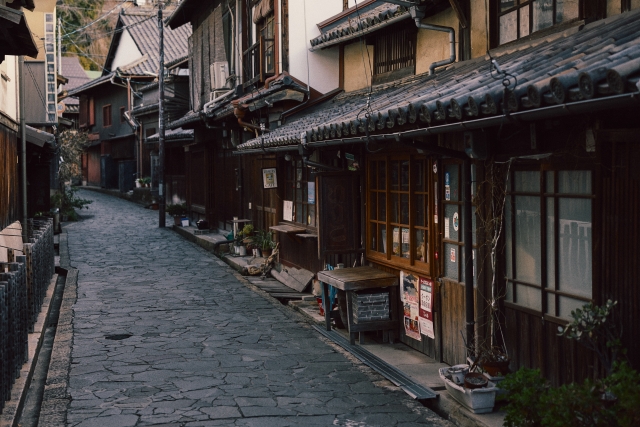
[58,129,90,184]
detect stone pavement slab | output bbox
[57,190,453,427]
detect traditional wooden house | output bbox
[229,0,640,387]
[70,6,190,191]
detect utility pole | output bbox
[19,56,27,243]
[157,1,166,227]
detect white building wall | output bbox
[0,56,19,122]
[288,0,342,94]
[111,29,143,71]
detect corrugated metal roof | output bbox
[238,9,640,151]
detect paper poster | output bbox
[419,278,435,339]
[283,200,293,221]
[445,186,451,201]
[262,168,277,188]
[450,247,456,263]
[401,271,421,341]
[453,212,459,232]
[444,218,450,239]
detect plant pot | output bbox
[480,359,510,377]
[173,215,182,226]
[464,372,489,389]
[439,368,498,414]
[447,365,470,386]
[262,248,273,258]
[136,181,142,188]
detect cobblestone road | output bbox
[63,190,451,427]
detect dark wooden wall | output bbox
[598,130,640,373]
[0,125,19,230]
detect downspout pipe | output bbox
[463,159,474,358]
[19,56,27,244]
[411,7,456,75]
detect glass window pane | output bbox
[505,198,513,279]
[401,193,409,224]
[444,164,459,201]
[556,0,579,23]
[547,292,556,316]
[391,193,399,223]
[379,160,386,190]
[370,161,377,190]
[533,0,554,33]
[401,227,410,259]
[309,205,316,227]
[380,225,387,254]
[558,198,592,298]
[500,10,518,45]
[546,171,554,193]
[393,227,401,257]
[547,198,555,289]
[501,0,516,13]
[558,170,591,194]
[379,193,386,221]
[506,281,513,302]
[516,283,541,311]
[514,195,541,285]
[444,243,458,281]
[559,296,587,319]
[370,193,377,220]
[415,229,427,263]
[520,5,530,38]
[390,160,399,189]
[296,203,302,223]
[514,171,540,192]
[415,160,425,192]
[401,160,409,191]
[445,204,460,241]
[370,223,377,251]
[416,194,425,227]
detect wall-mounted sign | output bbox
[419,277,435,339]
[262,168,277,188]
[283,200,293,221]
[453,212,459,232]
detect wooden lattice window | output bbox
[497,0,580,45]
[371,24,416,76]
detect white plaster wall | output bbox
[111,29,143,71]
[0,56,18,121]
[288,0,342,94]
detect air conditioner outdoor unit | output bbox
[210,61,229,90]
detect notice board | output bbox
[316,172,361,258]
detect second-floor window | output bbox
[103,105,112,127]
[497,0,579,45]
[371,24,416,76]
[245,0,276,87]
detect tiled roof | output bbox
[238,9,640,151]
[66,72,115,97]
[145,127,194,143]
[310,2,411,51]
[108,9,192,76]
[59,56,92,106]
[167,110,201,129]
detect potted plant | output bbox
[166,203,187,226]
[250,229,275,257]
[141,177,151,188]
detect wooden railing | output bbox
[242,36,275,88]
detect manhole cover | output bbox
[105,334,133,341]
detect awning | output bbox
[252,0,273,24]
[0,5,39,60]
[26,126,55,148]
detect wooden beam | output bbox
[448,0,468,29]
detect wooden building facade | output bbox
[168,0,640,387]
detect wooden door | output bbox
[249,155,277,231]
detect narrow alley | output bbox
[48,190,451,427]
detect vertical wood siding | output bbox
[0,126,19,230]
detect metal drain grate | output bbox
[313,326,438,400]
[105,334,133,341]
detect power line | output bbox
[61,0,129,39]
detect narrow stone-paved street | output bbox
[60,190,451,427]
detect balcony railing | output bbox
[243,36,275,88]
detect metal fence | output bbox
[0,218,55,413]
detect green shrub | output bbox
[51,187,92,221]
[499,368,548,427]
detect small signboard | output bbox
[262,168,277,188]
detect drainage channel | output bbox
[313,325,438,400]
[17,270,68,427]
